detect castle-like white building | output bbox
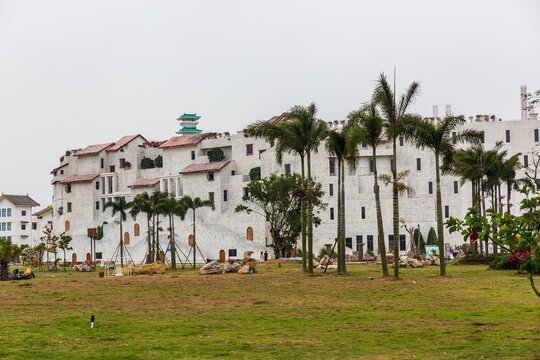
[48,96,540,265]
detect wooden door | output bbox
[219,250,225,262]
[86,252,91,263]
[72,253,77,264]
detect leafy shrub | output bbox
[140,157,155,169]
[154,155,163,168]
[458,254,496,265]
[426,227,437,245]
[489,255,509,270]
[249,167,261,181]
[207,148,225,163]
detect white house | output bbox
[0,194,41,245]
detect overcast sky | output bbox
[1,0,539,207]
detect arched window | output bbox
[134,223,140,236]
[72,253,77,264]
[124,232,130,245]
[65,220,70,232]
[188,235,194,247]
[246,227,253,241]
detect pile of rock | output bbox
[199,260,223,275]
[239,251,258,274]
[391,256,423,268]
[423,254,440,266]
[73,264,95,272]
[315,255,337,269]
[123,260,166,275]
[224,258,241,273]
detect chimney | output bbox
[521,85,529,121]
[432,105,439,118]
[446,105,452,116]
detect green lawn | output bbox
[0,263,538,359]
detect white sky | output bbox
[1,0,539,207]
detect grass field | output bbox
[0,263,538,360]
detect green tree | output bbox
[130,193,154,263]
[207,148,225,162]
[348,102,389,276]
[426,227,437,245]
[325,123,358,274]
[374,73,421,278]
[249,166,261,181]
[154,155,163,167]
[156,196,187,269]
[140,157,155,169]
[0,237,22,281]
[58,232,73,271]
[235,173,325,258]
[180,195,215,268]
[33,242,47,271]
[41,225,58,271]
[402,115,482,275]
[104,196,134,267]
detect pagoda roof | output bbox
[159,134,204,149]
[177,113,200,120]
[59,173,100,184]
[179,161,231,175]
[0,194,40,207]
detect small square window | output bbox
[207,172,215,181]
[95,252,103,260]
[60,170,64,174]
[228,249,237,257]
[109,165,115,172]
[21,224,26,230]
[21,210,27,216]
[246,144,253,155]
[32,223,37,230]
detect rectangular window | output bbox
[21,210,26,216]
[65,184,71,193]
[207,172,215,181]
[390,159,394,171]
[524,155,529,167]
[480,131,485,143]
[367,235,374,251]
[535,129,539,142]
[60,170,64,174]
[399,136,404,146]
[95,201,100,210]
[119,158,126,168]
[191,150,196,160]
[361,207,366,219]
[32,223,37,230]
[399,234,406,251]
[109,165,115,172]
[7,222,11,231]
[95,252,102,260]
[231,170,236,176]
[452,132,457,144]
[454,181,459,193]
[416,158,421,171]
[388,235,394,249]
[1,209,5,217]
[330,207,334,220]
[284,164,291,175]
[223,190,228,202]
[329,159,335,175]
[445,205,450,218]
[228,249,237,257]
[208,192,215,203]
[21,224,26,230]
[356,235,363,251]
[7,208,11,217]
[369,159,374,173]
[67,202,72,213]
[346,237,352,249]
[246,144,253,155]
[100,158,104,169]
[2,223,6,231]
[258,149,266,159]
[505,130,510,143]
[329,184,334,196]
[428,181,433,194]
[96,181,100,190]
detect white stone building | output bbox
[49,101,540,265]
[0,194,41,245]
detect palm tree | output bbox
[402,115,482,275]
[104,196,134,267]
[156,196,187,269]
[130,192,154,263]
[499,154,522,214]
[247,103,328,273]
[348,102,389,277]
[0,237,22,281]
[180,195,215,269]
[374,73,421,278]
[149,190,168,261]
[325,123,358,274]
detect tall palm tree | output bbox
[325,123,358,275]
[247,103,328,273]
[149,190,168,261]
[104,196,134,267]
[499,154,522,214]
[130,192,154,263]
[348,102,389,277]
[180,195,215,269]
[402,115,482,275]
[374,73,421,278]
[156,196,187,270]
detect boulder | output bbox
[241,251,258,273]
[199,260,222,275]
[326,264,338,269]
[409,258,423,268]
[224,261,241,273]
[132,260,165,275]
[239,264,253,274]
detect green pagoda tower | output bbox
[176,113,202,135]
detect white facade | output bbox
[0,194,41,246]
[49,112,540,265]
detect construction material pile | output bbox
[239,251,258,274]
[122,260,166,275]
[224,258,241,273]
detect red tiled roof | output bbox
[179,161,231,174]
[159,134,204,149]
[106,135,147,152]
[59,173,100,184]
[128,178,160,188]
[75,143,115,157]
[50,162,69,174]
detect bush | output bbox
[489,255,509,270]
[426,227,437,245]
[140,157,155,169]
[207,148,225,163]
[459,254,496,265]
[249,167,261,181]
[154,155,163,168]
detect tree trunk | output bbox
[300,155,307,273]
[307,151,314,274]
[392,136,399,278]
[120,218,124,267]
[506,181,512,215]
[156,214,161,260]
[373,146,388,276]
[170,213,176,270]
[193,209,197,269]
[63,250,66,272]
[337,158,342,273]
[0,262,8,281]
[435,154,446,276]
[341,160,346,274]
[147,216,152,263]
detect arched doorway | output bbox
[72,253,77,264]
[188,234,194,247]
[219,250,225,262]
[134,223,140,236]
[246,227,253,241]
[65,220,70,232]
[86,252,91,263]
[124,232,130,245]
